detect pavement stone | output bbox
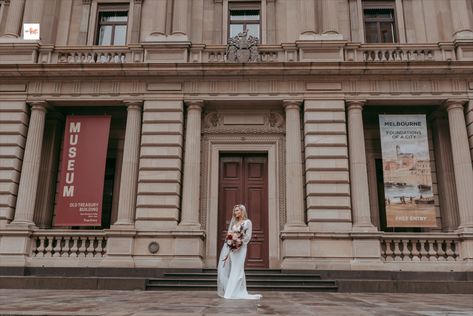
[0,290,472,316]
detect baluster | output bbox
[393,240,402,261]
[453,241,460,261]
[44,236,54,257]
[427,240,437,262]
[78,237,87,257]
[419,239,428,261]
[85,237,94,257]
[70,236,79,257]
[95,237,105,257]
[445,240,455,261]
[37,236,47,257]
[401,240,411,261]
[437,240,446,261]
[52,236,62,257]
[31,237,39,256]
[411,239,421,261]
[427,51,433,60]
[61,236,71,257]
[384,240,394,261]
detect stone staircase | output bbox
[145,269,338,291]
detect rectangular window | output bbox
[363,1,397,43]
[96,5,128,46]
[228,2,261,41]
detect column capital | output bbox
[185,100,204,111]
[346,100,366,111]
[27,100,49,112]
[445,99,468,111]
[123,99,143,110]
[283,100,303,111]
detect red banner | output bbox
[54,116,111,226]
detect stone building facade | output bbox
[0,0,473,272]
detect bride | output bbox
[217,204,262,299]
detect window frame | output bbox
[227,2,261,42]
[362,1,398,44]
[94,4,129,46]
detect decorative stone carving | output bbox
[202,111,285,133]
[203,112,221,128]
[226,30,259,63]
[269,112,284,128]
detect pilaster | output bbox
[179,100,204,229]
[446,99,473,232]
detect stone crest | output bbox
[226,30,259,63]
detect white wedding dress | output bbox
[217,219,262,299]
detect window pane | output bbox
[246,24,260,40]
[230,9,260,21]
[100,11,128,23]
[114,25,127,45]
[365,22,378,43]
[380,22,395,43]
[364,8,394,20]
[98,25,112,45]
[230,24,244,38]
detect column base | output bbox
[144,34,189,42]
[284,223,308,231]
[351,232,382,264]
[352,224,378,232]
[453,29,473,40]
[0,227,33,267]
[177,222,201,230]
[101,228,136,268]
[458,231,473,263]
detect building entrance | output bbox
[217,154,269,268]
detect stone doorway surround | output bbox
[200,108,285,269]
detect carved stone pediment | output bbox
[226,30,259,63]
[202,111,284,134]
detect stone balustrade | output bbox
[31,231,107,258]
[345,44,456,62]
[381,234,460,262]
[0,41,468,64]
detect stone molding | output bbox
[202,110,285,134]
[17,78,471,97]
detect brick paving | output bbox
[0,289,472,316]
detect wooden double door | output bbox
[218,154,269,268]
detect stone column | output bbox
[321,0,341,37]
[431,111,459,231]
[446,100,473,230]
[179,100,203,228]
[450,0,473,40]
[171,0,189,38]
[149,0,167,37]
[284,100,306,229]
[130,0,143,43]
[299,0,317,39]
[77,0,91,45]
[11,101,48,226]
[2,0,26,38]
[346,101,376,231]
[113,101,143,228]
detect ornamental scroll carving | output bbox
[202,111,285,134]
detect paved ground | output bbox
[0,290,472,316]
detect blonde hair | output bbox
[232,204,248,221]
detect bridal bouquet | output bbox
[226,225,244,251]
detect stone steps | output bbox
[145,269,338,292]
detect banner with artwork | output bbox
[379,114,436,227]
[55,116,111,226]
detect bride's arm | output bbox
[242,220,252,245]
